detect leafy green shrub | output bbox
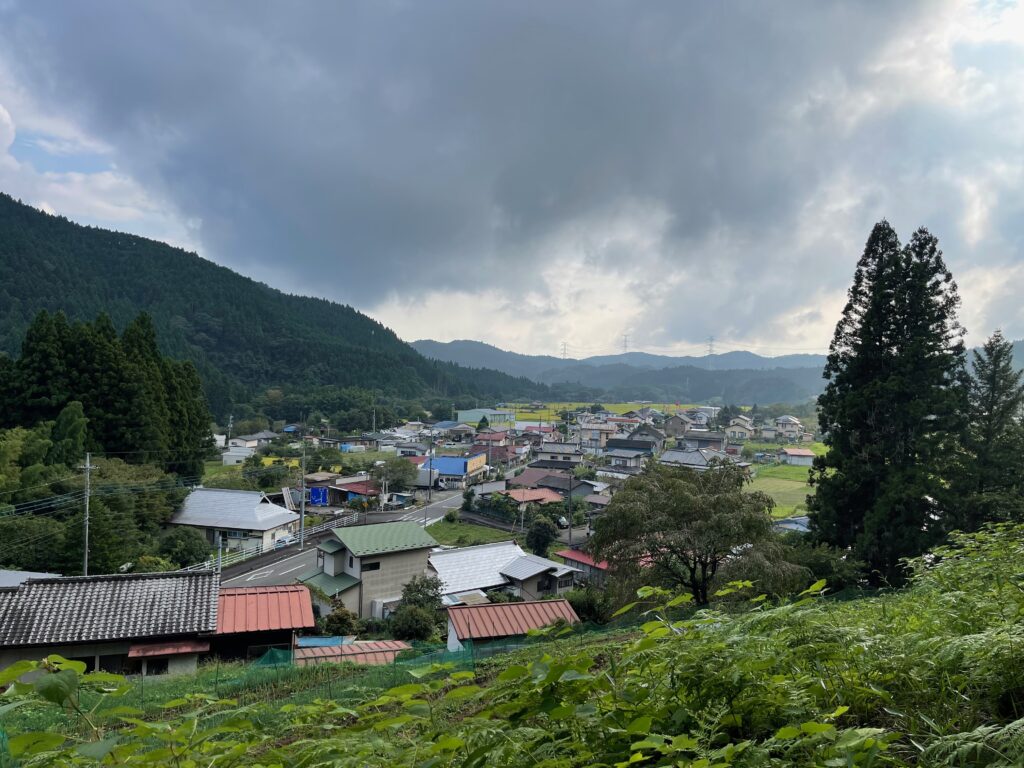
[389,604,434,641]
[318,602,358,636]
[443,508,460,523]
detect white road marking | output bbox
[279,563,307,575]
[245,569,273,582]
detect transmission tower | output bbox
[561,341,568,359]
[622,334,629,354]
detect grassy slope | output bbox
[427,520,518,546]
[749,463,814,518]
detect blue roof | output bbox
[432,420,460,430]
[422,456,469,475]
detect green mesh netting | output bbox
[252,648,293,667]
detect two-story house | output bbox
[775,415,804,440]
[300,522,438,618]
[532,442,584,468]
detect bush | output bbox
[564,586,613,624]
[390,604,435,641]
[443,508,460,523]
[319,603,358,636]
[158,527,210,567]
[132,555,176,573]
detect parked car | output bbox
[556,516,570,529]
[274,534,297,549]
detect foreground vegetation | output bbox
[4,523,1024,766]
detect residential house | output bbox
[419,454,488,488]
[778,446,815,467]
[683,409,711,427]
[759,425,778,440]
[495,487,564,511]
[679,430,728,451]
[533,442,584,467]
[333,479,381,504]
[472,443,526,468]
[604,447,650,469]
[626,423,667,454]
[581,494,612,514]
[300,522,438,619]
[596,465,643,482]
[170,489,298,552]
[445,599,580,652]
[0,572,219,676]
[430,421,476,442]
[537,474,598,498]
[213,585,315,660]
[726,418,755,441]
[228,431,278,449]
[554,549,609,586]
[457,408,515,429]
[396,442,429,457]
[509,467,567,489]
[659,448,750,473]
[662,413,695,437]
[577,421,618,454]
[473,430,510,447]
[221,446,254,466]
[775,415,804,440]
[429,542,579,606]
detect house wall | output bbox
[0,642,198,677]
[357,548,431,618]
[782,454,814,467]
[447,621,464,652]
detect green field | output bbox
[749,463,814,518]
[506,401,697,423]
[426,520,518,546]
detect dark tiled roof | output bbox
[0,571,219,647]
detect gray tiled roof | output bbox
[0,571,219,647]
[172,488,298,531]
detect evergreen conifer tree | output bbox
[809,222,968,583]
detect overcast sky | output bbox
[1,1,1023,357]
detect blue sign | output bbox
[309,486,329,506]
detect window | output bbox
[362,560,381,572]
[349,555,354,568]
[145,658,169,676]
[558,577,575,589]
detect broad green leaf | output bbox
[444,685,482,700]
[0,660,36,685]
[388,683,426,697]
[34,669,78,705]
[800,579,827,596]
[45,654,87,674]
[434,735,465,751]
[497,665,529,681]
[775,726,802,740]
[8,732,65,756]
[666,593,693,607]
[627,716,652,734]
[801,721,835,734]
[77,736,121,760]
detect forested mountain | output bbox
[412,338,829,377]
[413,339,828,402]
[0,193,544,418]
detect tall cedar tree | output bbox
[809,222,968,583]
[3,310,212,477]
[952,330,1024,528]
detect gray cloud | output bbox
[1,0,1023,352]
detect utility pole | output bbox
[561,341,568,360]
[622,334,629,354]
[226,414,234,442]
[567,470,573,550]
[298,441,307,550]
[706,336,715,369]
[80,452,94,576]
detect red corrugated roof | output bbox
[554,549,608,570]
[216,585,316,634]
[498,488,564,505]
[128,639,210,658]
[448,599,579,641]
[336,480,380,496]
[474,431,508,442]
[294,640,411,666]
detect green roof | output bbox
[333,522,438,557]
[300,570,359,597]
[318,539,344,554]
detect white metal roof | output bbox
[500,553,578,581]
[429,541,524,595]
[172,488,298,531]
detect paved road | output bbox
[221,490,462,588]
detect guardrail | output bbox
[178,513,359,572]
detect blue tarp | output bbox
[296,636,353,647]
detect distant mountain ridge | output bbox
[411,339,828,378]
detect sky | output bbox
[1,1,1023,358]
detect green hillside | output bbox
[0,193,544,417]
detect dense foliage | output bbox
[5,524,1024,766]
[0,311,213,478]
[0,192,547,421]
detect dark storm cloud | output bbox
[1,0,1022,349]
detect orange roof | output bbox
[497,488,564,505]
[216,585,316,634]
[554,549,608,570]
[294,640,411,666]
[781,447,815,457]
[448,599,579,641]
